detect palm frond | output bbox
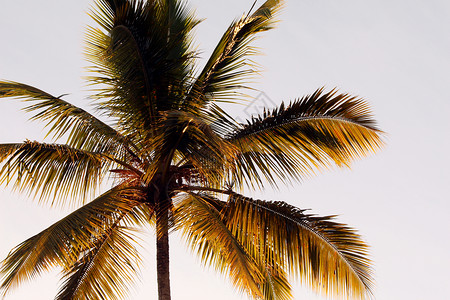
[173,191,293,300]
[227,88,384,188]
[0,187,145,296]
[259,265,292,300]
[0,144,22,163]
[0,81,137,157]
[55,223,143,300]
[172,192,264,299]
[158,110,238,187]
[0,141,125,207]
[187,0,284,106]
[223,192,374,299]
[86,0,199,136]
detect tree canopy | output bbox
[0,0,383,299]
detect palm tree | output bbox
[0,0,383,299]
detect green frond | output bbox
[135,108,237,186]
[86,0,200,136]
[160,110,238,187]
[55,224,142,300]
[223,192,374,299]
[0,81,137,157]
[0,141,121,207]
[173,191,293,300]
[173,192,264,299]
[187,0,283,107]
[0,187,144,296]
[187,0,284,106]
[227,88,384,188]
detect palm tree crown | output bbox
[0,0,383,299]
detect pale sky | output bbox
[0,0,449,299]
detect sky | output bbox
[0,0,449,299]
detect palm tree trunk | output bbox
[156,197,171,300]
